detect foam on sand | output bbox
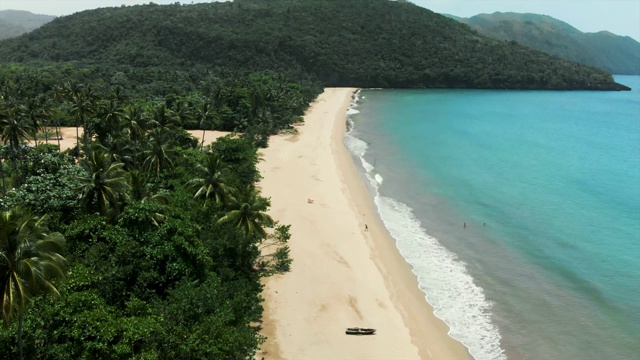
[345,91,506,360]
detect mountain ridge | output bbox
[0,9,55,40]
[0,0,629,90]
[448,12,640,75]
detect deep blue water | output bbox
[345,76,640,360]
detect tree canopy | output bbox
[0,46,299,360]
[0,0,629,90]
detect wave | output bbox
[343,92,506,360]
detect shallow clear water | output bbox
[345,76,640,360]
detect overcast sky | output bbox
[1,0,639,41]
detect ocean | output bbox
[344,75,640,360]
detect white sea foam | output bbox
[362,158,375,173]
[344,133,367,157]
[376,196,506,360]
[343,90,507,360]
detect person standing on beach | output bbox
[365,224,368,231]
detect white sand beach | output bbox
[256,88,470,359]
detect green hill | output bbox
[0,10,55,40]
[0,0,629,90]
[450,12,640,75]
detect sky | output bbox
[0,0,639,41]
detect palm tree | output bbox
[218,185,274,239]
[67,83,96,150]
[122,105,147,144]
[0,206,66,360]
[122,105,148,169]
[78,147,131,216]
[140,129,177,178]
[0,106,32,152]
[129,170,170,204]
[128,170,170,226]
[108,85,128,103]
[172,99,192,128]
[100,133,136,170]
[0,106,32,188]
[50,87,66,149]
[39,105,52,146]
[22,98,45,147]
[187,152,231,205]
[148,104,177,132]
[194,100,216,151]
[96,99,124,142]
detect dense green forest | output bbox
[449,12,640,75]
[0,53,321,360]
[0,0,629,90]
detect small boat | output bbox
[345,327,376,335]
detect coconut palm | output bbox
[148,104,177,132]
[129,170,169,204]
[108,85,128,103]
[122,105,147,144]
[128,170,170,226]
[67,84,96,149]
[78,147,131,216]
[218,185,274,239]
[0,206,66,360]
[122,105,149,169]
[194,100,216,151]
[22,98,45,147]
[100,133,136,170]
[172,99,192,128]
[187,152,231,205]
[50,86,66,149]
[0,107,32,187]
[96,99,124,142]
[140,129,177,178]
[0,106,32,152]
[39,105,53,146]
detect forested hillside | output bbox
[451,12,640,75]
[0,0,629,90]
[0,3,325,358]
[0,10,54,40]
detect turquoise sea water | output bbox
[345,76,640,360]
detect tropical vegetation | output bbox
[0,41,311,360]
[0,0,629,90]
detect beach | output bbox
[31,127,228,151]
[257,88,470,359]
[33,95,471,359]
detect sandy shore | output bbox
[257,88,470,359]
[31,127,228,151]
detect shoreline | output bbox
[257,88,470,359]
